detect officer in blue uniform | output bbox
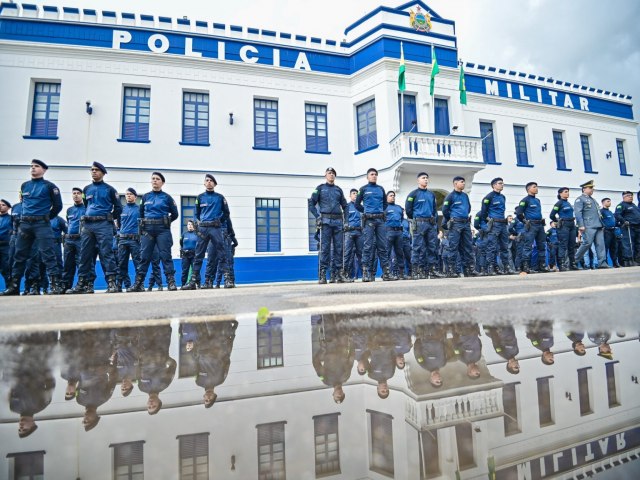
[343,189,364,282]
[442,176,477,278]
[473,210,489,275]
[116,188,141,292]
[128,172,179,292]
[8,196,22,278]
[355,168,394,281]
[615,191,640,266]
[138,324,176,415]
[526,320,555,365]
[549,187,578,271]
[180,220,198,288]
[182,174,230,290]
[480,178,513,275]
[413,324,447,388]
[405,172,440,279]
[50,214,67,277]
[2,159,65,296]
[401,218,412,278]
[545,222,559,270]
[484,325,520,374]
[385,191,405,280]
[452,323,482,379]
[508,215,526,271]
[515,182,547,274]
[67,162,122,294]
[600,198,620,267]
[213,218,238,288]
[0,199,11,286]
[308,167,348,284]
[62,188,84,290]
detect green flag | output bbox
[487,456,496,480]
[398,42,406,91]
[459,64,467,105]
[430,45,439,96]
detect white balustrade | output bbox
[390,132,483,164]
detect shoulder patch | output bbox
[53,188,59,195]
[616,205,622,209]
[407,197,414,202]
[519,201,526,206]
[483,199,490,204]
[553,206,559,211]
[443,201,449,206]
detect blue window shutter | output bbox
[434,98,450,135]
[480,122,496,164]
[357,99,377,150]
[580,135,592,172]
[513,126,529,166]
[30,82,60,137]
[398,94,417,132]
[553,131,566,170]
[617,140,627,175]
[122,87,151,141]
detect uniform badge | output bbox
[409,6,432,32]
[53,188,59,195]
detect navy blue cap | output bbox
[453,176,465,182]
[205,173,217,184]
[350,188,358,194]
[0,198,11,208]
[152,171,166,183]
[72,187,83,193]
[92,161,107,174]
[126,187,138,197]
[325,167,337,175]
[31,159,48,169]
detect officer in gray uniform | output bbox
[574,180,609,269]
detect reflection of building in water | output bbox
[1,318,639,479]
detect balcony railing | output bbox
[390,132,484,164]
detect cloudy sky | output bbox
[27,0,640,134]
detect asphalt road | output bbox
[0,267,639,331]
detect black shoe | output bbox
[181,281,197,290]
[318,268,327,285]
[1,280,21,296]
[106,276,118,294]
[66,278,89,295]
[127,275,145,293]
[146,285,154,292]
[166,276,177,291]
[201,280,213,289]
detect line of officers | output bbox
[309,167,640,283]
[0,159,238,296]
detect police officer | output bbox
[50,214,67,277]
[0,199,11,286]
[526,320,555,365]
[215,217,238,288]
[2,159,65,296]
[182,174,230,290]
[62,188,85,291]
[442,176,477,278]
[355,168,394,281]
[508,214,525,271]
[128,172,179,291]
[452,323,482,379]
[515,181,547,274]
[546,222,559,270]
[138,324,176,415]
[400,217,412,278]
[574,180,609,269]
[615,191,640,266]
[550,187,578,271]
[473,210,489,275]
[480,178,513,275]
[343,189,364,282]
[405,172,440,279]
[385,191,405,280]
[600,198,620,267]
[117,188,141,292]
[484,325,520,375]
[180,220,198,289]
[308,167,348,284]
[8,194,22,281]
[413,324,447,388]
[67,162,122,294]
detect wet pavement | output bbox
[1,268,640,479]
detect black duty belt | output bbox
[452,217,470,223]
[0,240,9,246]
[363,213,385,219]
[142,218,165,225]
[82,215,112,222]
[604,227,616,231]
[321,213,343,220]
[415,217,435,223]
[388,226,403,231]
[21,215,49,222]
[529,219,545,224]
[491,218,508,223]
[119,234,140,240]
[199,220,221,227]
[54,238,63,244]
[344,226,362,232]
[559,217,575,221]
[65,234,81,240]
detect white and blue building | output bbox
[0,1,638,285]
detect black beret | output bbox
[92,161,107,174]
[525,182,538,190]
[417,172,429,178]
[31,159,48,170]
[72,187,83,193]
[325,167,337,175]
[453,176,465,182]
[0,198,11,208]
[367,168,378,175]
[126,187,138,197]
[205,173,217,184]
[350,188,358,194]
[491,177,503,186]
[152,171,166,183]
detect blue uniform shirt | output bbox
[181,231,198,250]
[140,191,179,221]
[308,183,347,218]
[473,211,488,231]
[480,191,506,220]
[10,202,22,233]
[385,204,404,227]
[0,213,11,240]
[195,190,230,223]
[50,216,67,239]
[405,188,437,219]
[546,227,558,245]
[346,202,361,228]
[600,207,616,228]
[402,219,411,239]
[442,190,471,221]
[66,203,85,235]
[355,183,387,215]
[615,201,640,225]
[550,199,574,222]
[509,218,525,235]
[20,177,63,218]
[83,181,122,219]
[516,195,543,221]
[119,202,140,235]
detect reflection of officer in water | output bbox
[414,324,447,388]
[183,321,237,408]
[138,324,176,415]
[484,325,520,374]
[526,320,555,365]
[312,315,355,403]
[356,328,399,399]
[451,323,482,379]
[566,331,586,356]
[589,331,613,360]
[111,327,141,397]
[2,332,57,438]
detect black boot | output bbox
[223,273,235,289]
[382,266,396,281]
[106,275,118,293]
[362,267,371,282]
[446,262,459,278]
[569,259,580,271]
[318,268,327,285]
[127,275,145,292]
[342,269,354,283]
[166,275,178,291]
[201,279,213,289]
[1,279,21,296]
[538,261,550,273]
[428,266,445,279]
[66,278,89,294]
[486,265,497,276]
[464,266,479,277]
[520,261,530,275]
[85,280,95,294]
[411,265,422,280]
[181,279,198,290]
[49,275,65,295]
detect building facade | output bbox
[0,1,638,284]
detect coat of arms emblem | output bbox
[409,6,432,32]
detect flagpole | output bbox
[431,44,435,134]
[400,42,404,133]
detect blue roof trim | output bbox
[311,37,322,44]
[295,35,306,41]
[195,21,207,28]
[498,69,506,74]
[230,25,242,32]
[477,65,485,70]
[159,16,172,23]
[344,2,451,35]
[212,23,225,30]
[140,14,154,21]
[63,7,80,14]
[280,32,291,39]
[326,39,336,46]
[177,18,190,26]
[121,13,135,20]
[22,4,38,11]
[345,22,457,48]
[248,27,259,34]
[1,3,18,10]
[43,6,59,12]
[83,9,96,15]
[262,29,276,37]
[488,67,496,72]
[102,11,116,18]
